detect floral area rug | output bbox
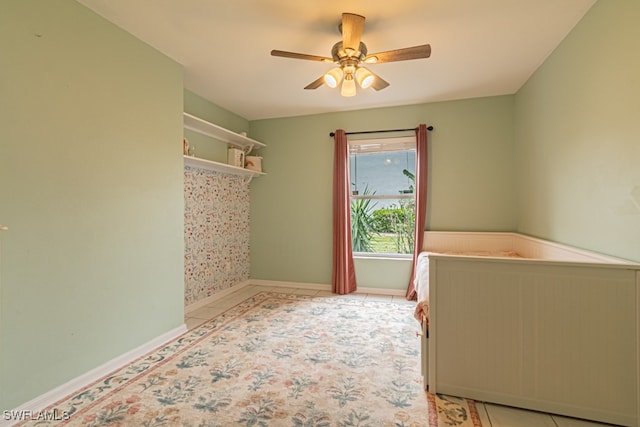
[20,292,482,426]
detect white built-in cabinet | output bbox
[182,112,266,179]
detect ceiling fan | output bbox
[271,13,431,97]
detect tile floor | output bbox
[185,285,620,427]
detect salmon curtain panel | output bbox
[406,124,429,300]
[332,129,357,294]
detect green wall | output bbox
[514,0,640,262]
[248,96,516,287]
[0,0,184,409]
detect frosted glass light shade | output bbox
[341,75,356,97]
[323,68,343,88]
[355,67,374,89]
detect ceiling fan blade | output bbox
[271,50,333,62]
[364,44,431,63]
[304,75,326,90]
[367,70,390,91]
[341,13,365,52]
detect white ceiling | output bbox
[77,0,596,121]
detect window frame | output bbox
[348,136,417,259]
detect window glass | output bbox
[350,150,415,199]
[348,137,416,256]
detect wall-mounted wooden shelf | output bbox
[183,112,266,154]
[183,156,265,182]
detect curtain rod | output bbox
[329,125,434,137]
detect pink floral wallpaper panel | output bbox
[184,167,250,306]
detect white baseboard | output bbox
[354,286,407,296]
[184,280,251,315]
[249,279,407,296]
[185,279,407,304]
[250,279,331,291]
[1,324,187,426]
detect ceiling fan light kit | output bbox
[271,12,431,97]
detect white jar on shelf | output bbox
[245,156,262,172]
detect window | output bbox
[349,136,416,256]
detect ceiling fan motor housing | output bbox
[331,41,368,63]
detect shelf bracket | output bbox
[242,175,253,186]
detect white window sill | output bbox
[353,253,412,261]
